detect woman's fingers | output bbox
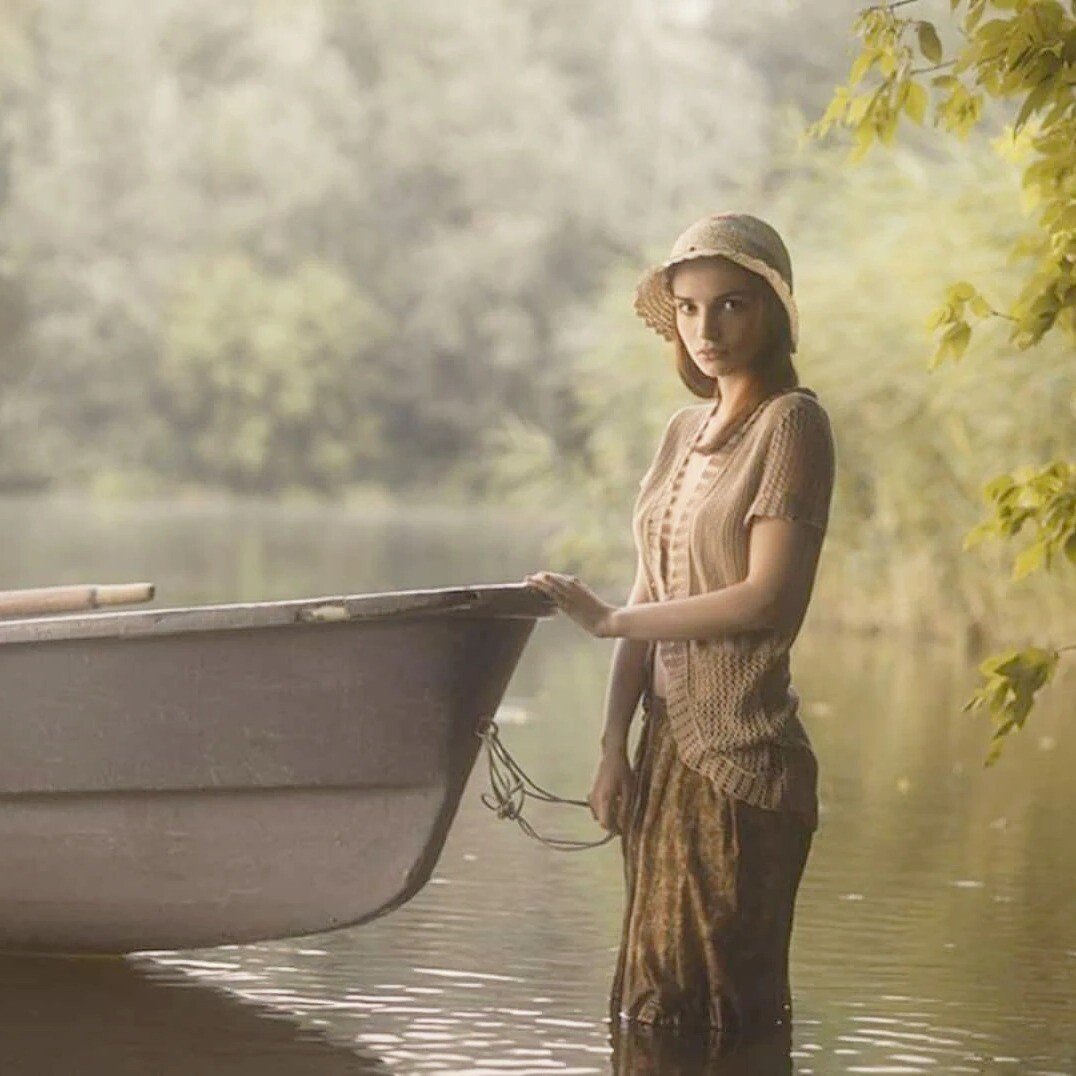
[596,795,614,832]
[589,756,635,833]
[525,572,579,595]
[588,790,619,833]
[587,790,608,828]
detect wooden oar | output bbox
[0,583,156,619]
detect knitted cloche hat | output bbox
[633,211,799,353]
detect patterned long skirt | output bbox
[608,688,814,1035]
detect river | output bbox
[1,495,1072,1074]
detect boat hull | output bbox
[0,585,548,952]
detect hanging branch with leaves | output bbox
[805,0,1076,764]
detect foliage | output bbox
[962,646,1062,765]
[963,461,1076,580]
[158,254,390,492]
[807,0,1075,762]
[1,0,847,495]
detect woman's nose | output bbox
[701,305,722,341]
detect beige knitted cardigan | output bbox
[631,387,835,829]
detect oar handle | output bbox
[0,583,156,618]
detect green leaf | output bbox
[986,651,1024,678]
[918,21,944,64]
[963,519,998,550]
[966,644,1063,767]
[847,89,878,126]
[903,80,929,125]
[848,121,875,163]
[1014,83,1052,137]
[849,49,876,88]
[983,473,1016,499]
[925,301,954,329]
[944,320,972,360]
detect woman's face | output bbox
[670,257,773,380]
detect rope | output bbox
[475,717,617,852]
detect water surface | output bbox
[1,496,1072,1073]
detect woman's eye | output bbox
[677,299,743,314]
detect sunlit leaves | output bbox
[1014,79,1053,135]
[964,461,1076,578]
[810,0,1075,760]
[902,78,929,124]
[809,0,1076,346]
[935,81,984,138]
[924,280,996,366]
[960,457,1075,759]
[963,646,1060,766]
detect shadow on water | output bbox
[609,1018,794,1075]
[0,956,389,1075]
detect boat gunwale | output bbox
[0,582,555,646]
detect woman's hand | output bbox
[589,748,636,835]
[523,571,620,638]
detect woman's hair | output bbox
[669,267,799,404]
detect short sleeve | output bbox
[743,398,835,531]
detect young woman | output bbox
[524,211,836,1036]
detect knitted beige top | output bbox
[632,386,835,830]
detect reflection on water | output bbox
[2,496,1074,1073]
[610,1020,795,1075]
[0,955,389,1074]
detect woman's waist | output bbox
[639,688,819,824]
[647,649,802,710]
[644,672,812,750]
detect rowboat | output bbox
[0,583,553,954]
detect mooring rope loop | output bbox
[476,718,616,852]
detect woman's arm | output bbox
[586,553,650,835]
[598,552,652,754]
[607,515,825,641]
[525,515,826,644]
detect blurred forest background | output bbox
[0,0,1072,643]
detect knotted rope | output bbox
[476,717,616,852]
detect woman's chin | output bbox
[694,353,732,374]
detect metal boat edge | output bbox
[0,582,556,646]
